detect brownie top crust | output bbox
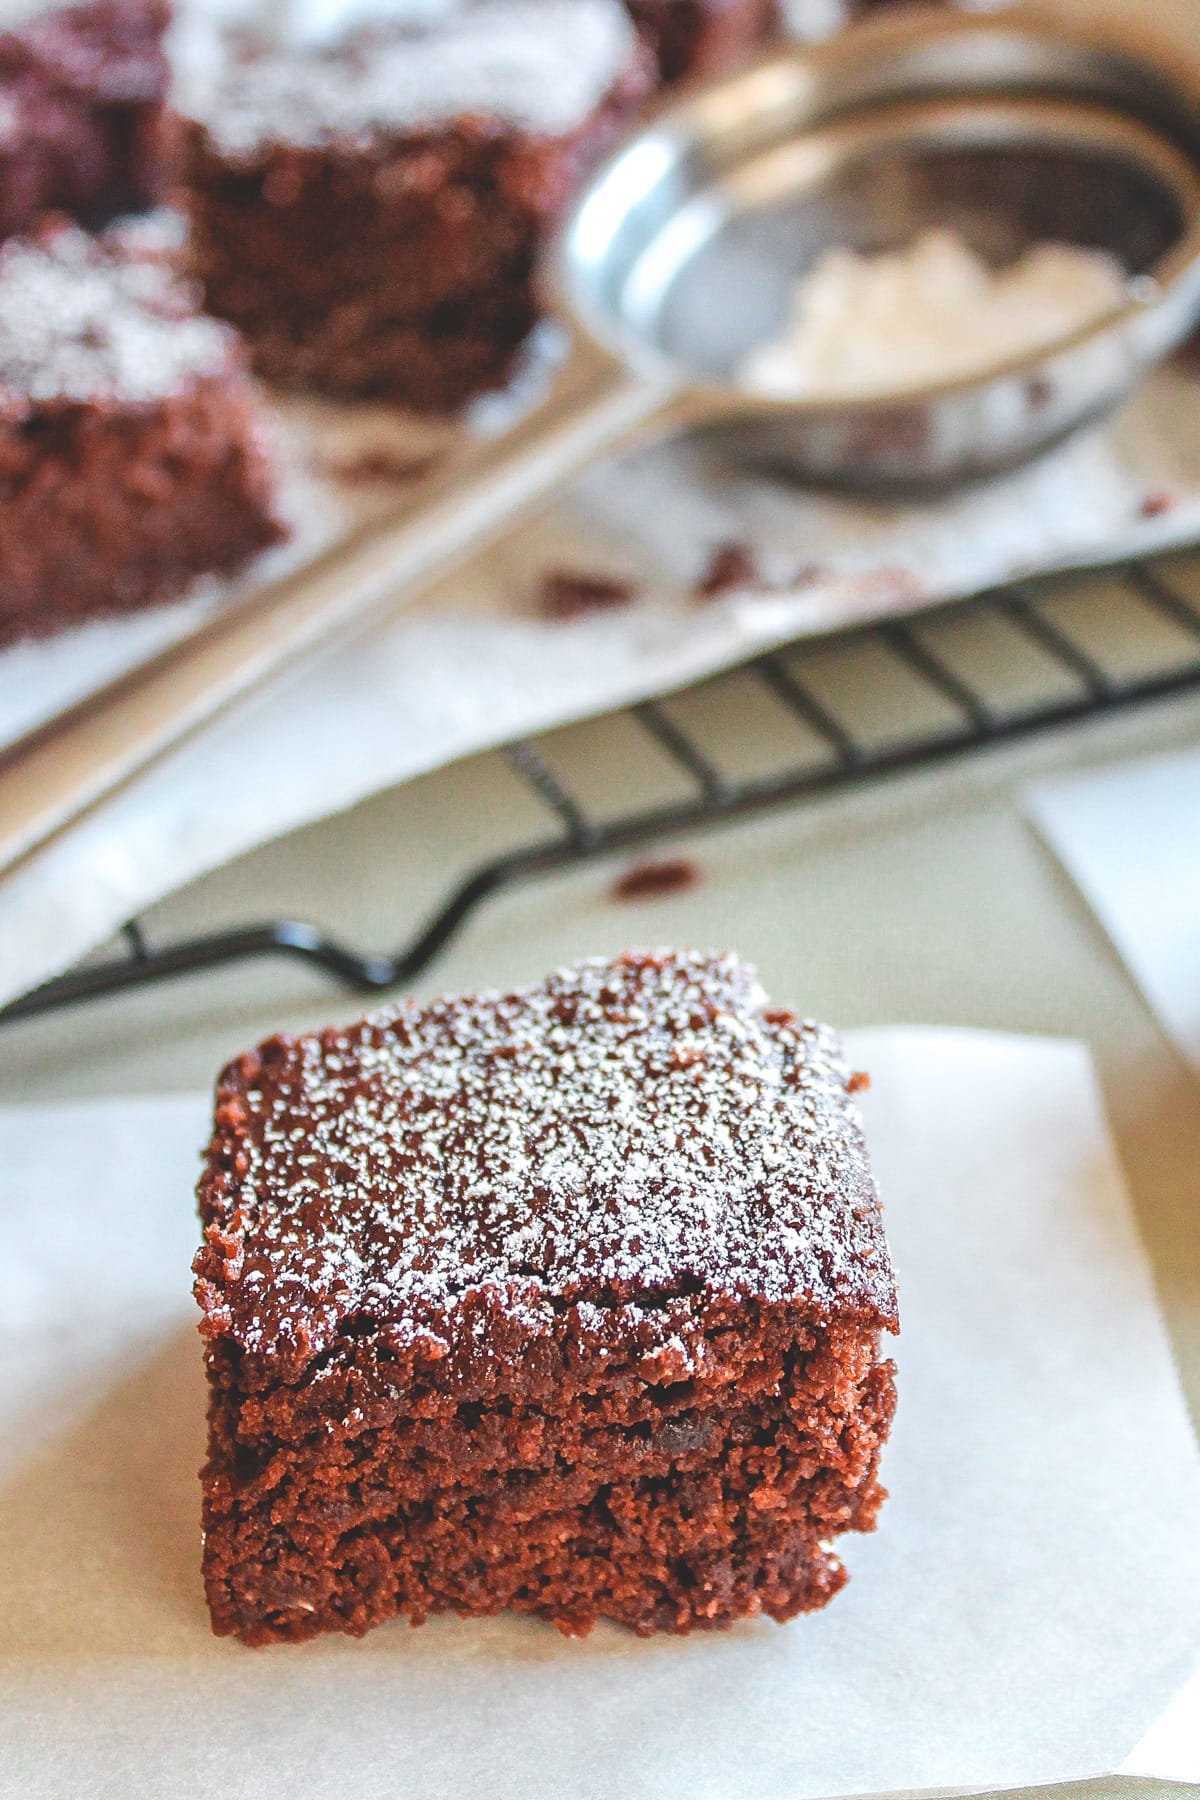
[188,0,639,159]
[196,951,897,1369]
[0,0,168,94]
[0,219,235,416]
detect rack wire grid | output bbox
[4,550,1200,1028]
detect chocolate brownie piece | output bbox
[195,949,898,1647]
[627,0,778,82]
[0,219,284,645]
[180,0,654,412]
[0,0,170,241]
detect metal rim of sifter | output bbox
[549,3,1200,487]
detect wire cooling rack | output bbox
[3,553,1200,1027]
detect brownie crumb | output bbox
[538,566,638,620]
[1024,373,1055,411]
[790,562,825,589]
[695,539,760,599]
[322,448,438,486]
[694,545,828,604]
[611,856,700,900]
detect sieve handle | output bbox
[0,338,687,880]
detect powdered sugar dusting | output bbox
[197,951,896,1362]
[0,223,235,413]
[191,0,637,157]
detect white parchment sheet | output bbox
[1025,745,1200,1083]
[2,1028,1197,1799]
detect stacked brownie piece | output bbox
[0,0,171,240]
[181,0,658,412]
[0,219,283,643]
[195,949,897,1645]
[0,0,292,645]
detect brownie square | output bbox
[0,0,171,242]
[0,218,285,645]
[180,0,655,412]
[195,950,898,1646]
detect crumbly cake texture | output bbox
[181,0,655,410]
[0,0,171,241]
[195,949,898,1647]
[0,220,284,645]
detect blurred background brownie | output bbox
[179,0,657,411]
[0,0,171,241]
[627,0,779,82]
[0,219,284,644]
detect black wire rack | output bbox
[3,553,1200,1029]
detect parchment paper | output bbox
[2,1028,1197,1798]
[1025,745,1200,1083]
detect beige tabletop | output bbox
[1,567,1198,1800]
